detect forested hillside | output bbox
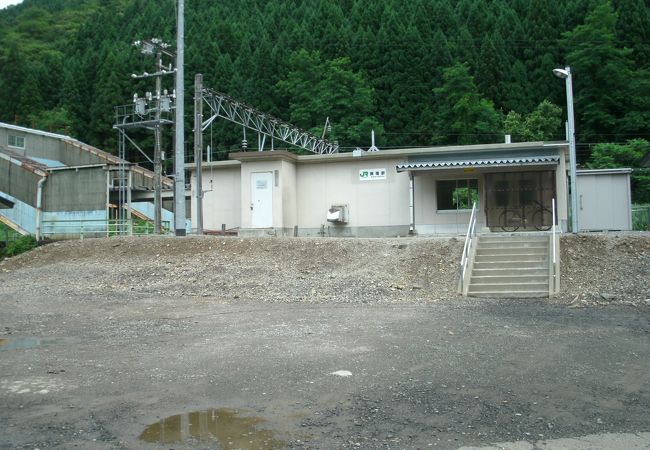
[0,0,649,165]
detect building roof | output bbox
[576,168,633,176]
[0,147,49,176]
[0,122,173,187]
[396,149,560,172]
[29,156,66,168]
[0,122,71,140]
[190,141,567,170]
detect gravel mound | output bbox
[1,234,648,307]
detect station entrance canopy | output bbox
[395,149,560,172]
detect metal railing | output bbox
[459,202,478,294]
[41,219,171,239]
[549,198,560,296]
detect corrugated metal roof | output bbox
[30,156,66,168]
[0,147,49,176]
[396,152,559,172]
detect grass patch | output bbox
[1,235,38,258]
[632,204,650,231]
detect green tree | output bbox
[0,45,25,123]
[588,139,650,202]
[562,1,645,142]
[504,100,563,142]
[27,107,73,135]
[614,0,650,69]
[432,63,503,145]
[276,49,382,148]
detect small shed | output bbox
[576,168,632,231]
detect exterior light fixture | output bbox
[554,66,579,233]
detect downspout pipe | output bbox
[409,172,415,235]
[36,175,47,241]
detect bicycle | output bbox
[499,201,552,232]
[532,200,552,231]
[499,208,523,232]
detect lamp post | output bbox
[553,66,579,233]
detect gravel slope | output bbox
[1,233,648,307]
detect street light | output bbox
[554,66,579,233]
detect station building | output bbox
[188,141,572,237]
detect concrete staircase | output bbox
[466,234,550,298]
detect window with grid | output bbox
[437,179,478,211]
[8,134,25,149]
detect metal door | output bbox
[577,174,631,231]
[251,172,273,228]
[485,171,555,230]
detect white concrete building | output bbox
[189,141,570,237]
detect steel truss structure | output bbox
[201,88,339,155]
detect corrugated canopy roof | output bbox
[396,149,560,172]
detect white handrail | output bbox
[460,202,478,292]
[552,198,556,264]
[549,198,559,296]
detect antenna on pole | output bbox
[368,129,379,152]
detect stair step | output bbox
[467,291,549,298]
[473,261,547,270]
[468,282,549,292]
[476,247,547,256]
[471,275,549,284]
[479,235,549,242]
[478,241,548,249]
[474,254,548,263]
[463,233,555,298]
[472,268,548,276]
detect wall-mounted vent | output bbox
[327,205,348,224]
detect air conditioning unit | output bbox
[327,205,348,224]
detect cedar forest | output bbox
[0,0,648,201]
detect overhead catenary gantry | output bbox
[200,87,340,155]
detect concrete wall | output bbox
[192,145,570,237]
[0,128,62,161]
[556,149,569,232]
[192,163,241,231]
[44,167,107,212]
[414,171,483,235]
[295,157,410,236]
[281,159,298,230]
[0,158,41,207]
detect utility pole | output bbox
[115,38,175,235]
[194,73,203,235]
[174,0,186,236]
[153,50,163,234]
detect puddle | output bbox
[0,337,74,351]
[139,408,286,449]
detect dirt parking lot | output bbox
[0,235,649,449]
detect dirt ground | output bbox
[1,233,649,307]
[0,233,649,449]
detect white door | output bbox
[251,172,273,228]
